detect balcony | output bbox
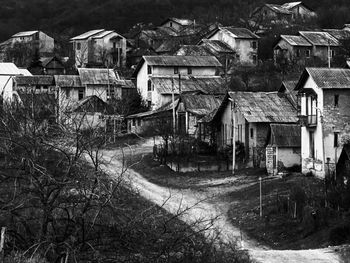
[298,115,317,127]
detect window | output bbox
[187,67,192,75]
[174,67,179,74]
[296,49,301,58]
[334,94,339,107]
[330,49,335,58]
[147,65,152,74]
[132,119,136,126]
[252,41,257,49]
[305,49,311,58]
[250,128,254,139]
[77,42,81,50]
[309,131,315,158]
[170,22,173,28]
[334,133,339,147]
[147,79,152,91]
[65,89,70,98]
[137,119,141,126]
[147,101,151,108]
[252,54,257,64]
[78,88,85,100]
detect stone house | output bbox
[295,68,350,178]
[202,27,259,65]
[266,124,301,175]
[210,91,298,168]
[133,55,222,110]
[5,31,54,55]
[70,29,126,68]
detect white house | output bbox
[133,55,222,110]
[295,68,350,178]
[201,27,259,65]
[70,29,126,68]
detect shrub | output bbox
[329,224,350,245]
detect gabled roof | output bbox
[77,68,119,85]
[126,98,179,119]
[174,45,214,56]
[54,75,83,87]
[265,4,293,14]
[269,124,301,147]
[91,30,115,39]
[70,29,105,41]
[70,95,111,113]
[15,75,54,86]
[281,2,302,9]
[323,29,350,41]
[39,56,65,68]
[201,40,235,53]
[299,31,339,46]
[295,68,350,90]
[0,63,21,75]
[180,94,223,116]
[228,91,298,123]
[221,27,259,39]
[18,68,32,76]
[161,18,194,27]
[279,80,298,104]
[151,76,226,95]
[12,31,39,38]
[280,35,312,46]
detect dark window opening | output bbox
[132,119,135,126]
[65,89,70,98]
[77,42,81,50]
[187,67,192,75]
[147,65,152,74]
[250,128,254,138]
[296,49,300,58]
[78,88,85,100]
[137,119,141,126]
[334,133,339,147]
[174,67,179,74]
[147,80,152,91]
[309,131,315,158]
[334,94,339,107]
[252,41,257,49]
[305,50,310,58]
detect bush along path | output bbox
[96,142,342,263]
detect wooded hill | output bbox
[0,0,349,43]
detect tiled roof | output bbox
[70,29,105,41]
[181,94,223,116]
[301,68,350,89]
[281,2,303,9]
[12,31,39,38]
[143,55,222,67]
[280,35,312,46]
[15,75,54,86]
[54,75,82,87]
[156,39,183,54]
[163,18,194,26]
[221,27,259,39]
[269,124,301,147]
[228,91,298,123]
[77,68,119,85]
[299,31,339,46]
[323,29,350,41]
[151,76,226,95]
[201,40,235,53]
[174,45,214,56]
[265,4,292,14]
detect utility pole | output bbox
[259,176,263,217]
[232,100,236,175]
[172,78,176,137]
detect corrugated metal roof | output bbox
[299,31,339,46]
[115,79,135,89]
[0,63,21,75]
[228,91,298,123]
[270,124,301,147]
[280,35,312,46]
[221,27,259,39]
[174,45,214,56]
[323,29,350,41]
[15,75,54,86]
[12,31,38,37]
[78,68,119,85]
[70,29,105,40]
[54,75,82,87]
[127,98,179,118]
[201,40,235,53]
[181,94,223,116]
[151,76,226,95]
[91,30,114,39]
[304,68,350,89]
[144,55,222,67]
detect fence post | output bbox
[0,227,6,262]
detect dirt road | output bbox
[96,143,341,263]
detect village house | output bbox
[265,124,301,175]
[210,91,298,168]
[133,55,222,110]
[159,18,194,32]
[295,68,350,178]
[200,27,259,65]
[274,31,340,66]
[2,30,54,55]
[251,2,316,25]
[70,29,126,68]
